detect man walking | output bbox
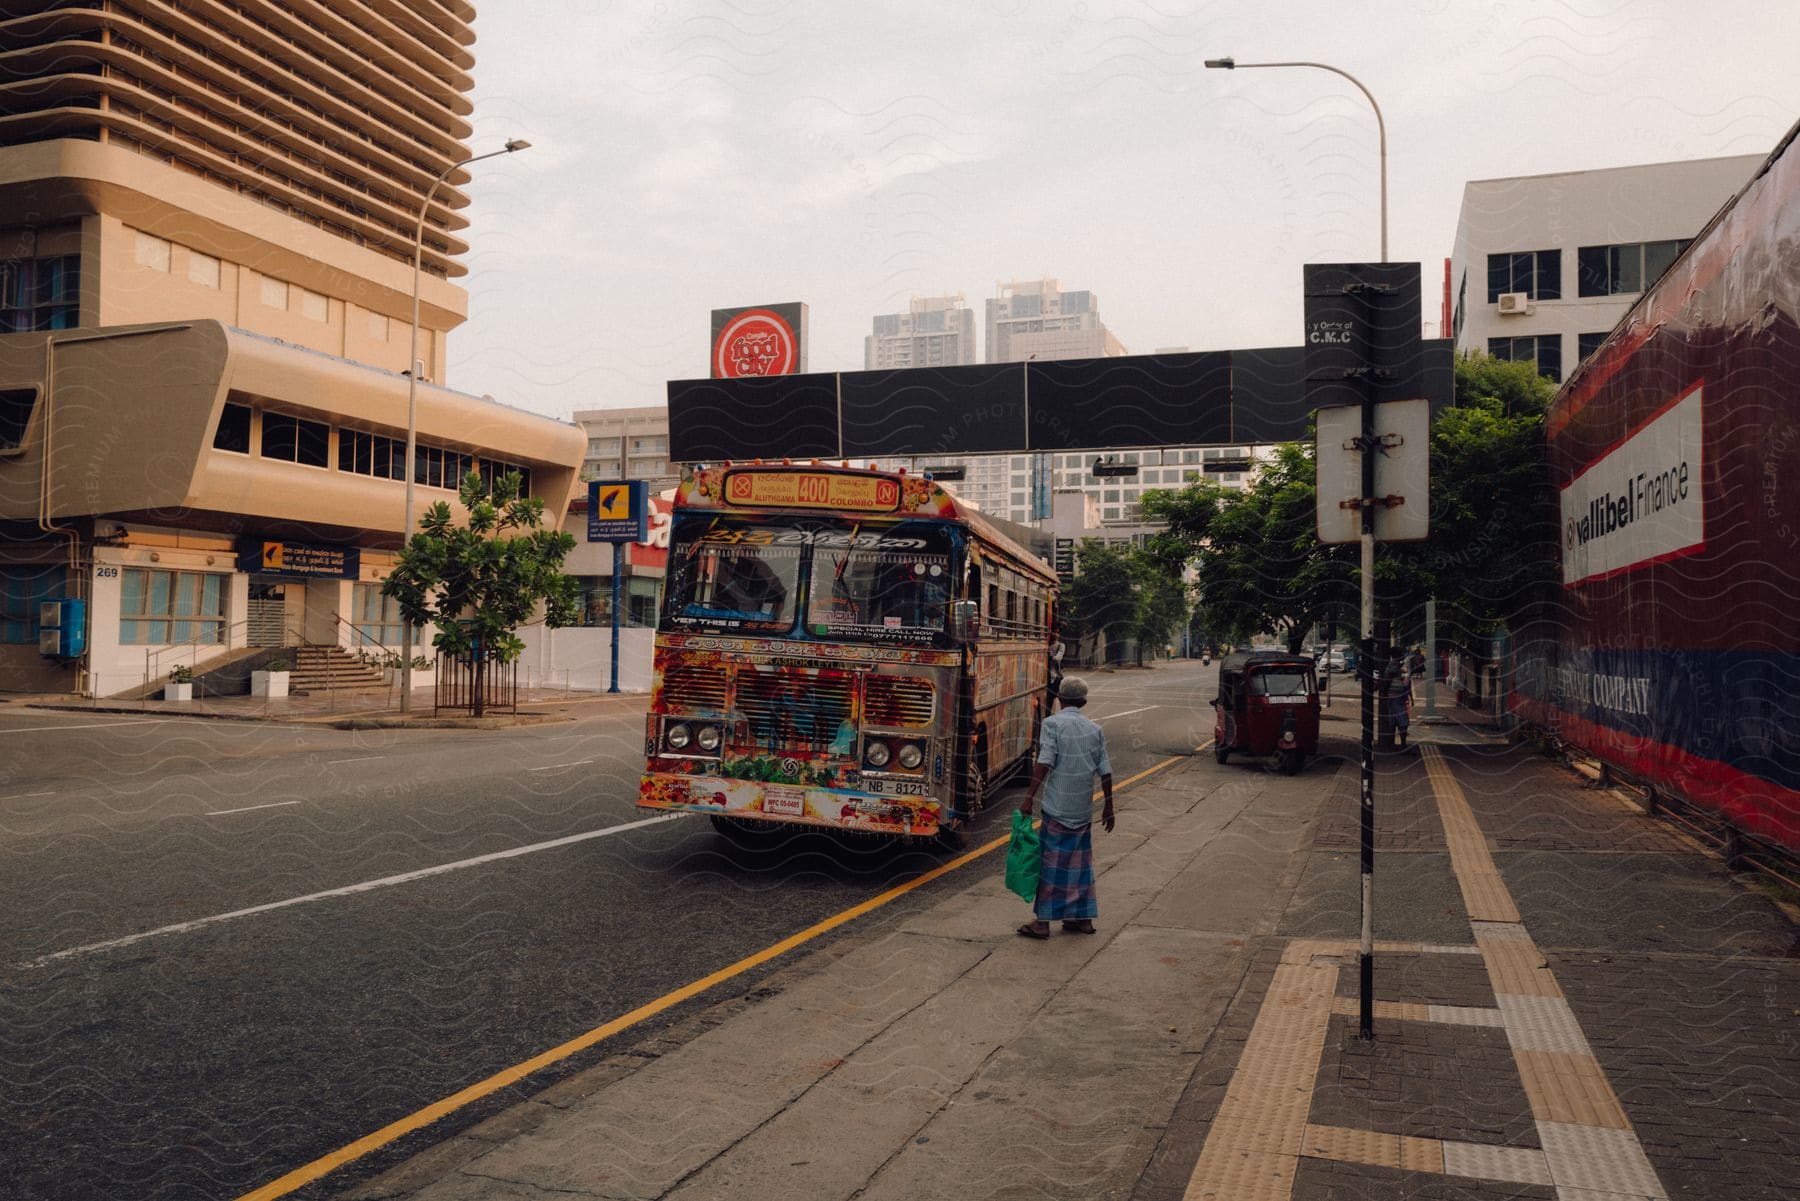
[1017,677,1115,938]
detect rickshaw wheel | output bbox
[1215,743,1230,765]
[1279,749,1303,776]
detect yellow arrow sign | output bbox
[262,542,284,568]
[596,487,629,520]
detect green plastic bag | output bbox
[1005,810,1041,902]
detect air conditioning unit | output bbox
[1497,292,1532,315]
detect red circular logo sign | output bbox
[714,309,799,378]
[876,481,899,507]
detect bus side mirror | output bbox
[949,600,980,643]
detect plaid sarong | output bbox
[1034,816,1097,921]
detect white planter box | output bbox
[165,681,193,701]
[251,670,290,698]
[385,667,436,689]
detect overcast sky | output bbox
[445,1,1798,422]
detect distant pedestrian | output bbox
[1017,677,1115,938]
[1383,648,1412,746]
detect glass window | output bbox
[2,387,38,451]
[134,232,171,272]
[1486,249,1558,302]
[212,402,251,453]
[661,515,810,635]
[260,276,288,309]
[299,289,327,321]
[120,568,226,645]
[1,254,80,331]
[1643,239,1686,284]
[188,251,220,288]
[1578,331,1610,362]
[0,564,63,644]
[352,582,410,648]
[261,413,329,467]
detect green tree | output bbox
[1061,539,1190,666]
[1141,444,1356,653]
[384,470,580,716]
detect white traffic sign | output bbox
[1315,398,1431,543]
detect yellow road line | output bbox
[235,750,1192,1201]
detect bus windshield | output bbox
[662,515,955,642]
[810,521,954,643]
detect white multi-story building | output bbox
[864,293,978,369]
[572,406,681,492]
[1448,154,1759,381]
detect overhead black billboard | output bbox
[667,372,838,462]
[1026,352,1231,449]
[840,364,1024,458]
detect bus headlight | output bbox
[896,742,924,770]
[665,722,692,751]
[695,724,722,752]
[864,740,891,768]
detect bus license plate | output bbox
[764,786,805,817]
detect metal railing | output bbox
[435,650,517,715]
[141,616,302,697]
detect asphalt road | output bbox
[0,661,1219,1201]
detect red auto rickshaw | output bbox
[1211,651,1320,774]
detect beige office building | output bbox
[0,1,583,696]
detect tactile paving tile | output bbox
[1497,992,1594,1055]
[1395,1132,1446,1174]
[1470,920,1532,941]
[1330,997,1431,1023]
[1536,1121,1669,1197]
[1300,1123,1402,1169]
[1415,943,1483,955]
[1181,1147,1296,1201]
[1478,938,1562,998]
[1514,1049,1631,1129]
[1456,869,1522,922]
[1440,1139,1554,1185]
[1426,1004,1506,1027]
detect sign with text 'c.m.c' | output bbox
[588,480,649,543]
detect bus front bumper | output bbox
[639,773,944,836]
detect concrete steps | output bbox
[290,646,386,694]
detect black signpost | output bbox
[1307,262,1431,1041]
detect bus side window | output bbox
[1006,590,1017,629]
[987,583,998,630]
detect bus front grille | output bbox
[737,669,854,752]
[661,663,728,714]
[864,675,935,727]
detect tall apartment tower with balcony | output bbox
[1448,155,1759,382]
[984,278,1126,365]
[0,1,582,695]
[864,293,977,369]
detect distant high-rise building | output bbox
[573,406,682,493]
[985,278,1126,364]
[864,294,977,369]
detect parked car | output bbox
[1321,649,1346,672]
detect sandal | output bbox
[1063,921,1097,934]
[1016,922,1050,940]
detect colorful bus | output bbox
[638,462,1059,839]
[1510,117,1800,858]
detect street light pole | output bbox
[400,138,531,713]
[1206,56,1388,1039]
[1202,57,1386,263]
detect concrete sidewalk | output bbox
[4,683,649,727]
[322,711,1798,1201]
